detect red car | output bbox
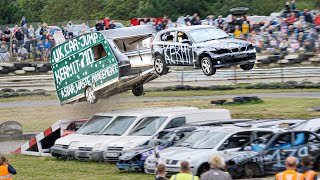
[130,18,163,26]
[62,119,88,137]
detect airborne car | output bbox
[50,25,156,104]
[152,25,256,76]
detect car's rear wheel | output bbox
[201,57,216,76]
[132,84,144,96]
[244,162,261,178]
[154,55,168,75]
[240,63,255,71]
[84,86,98,104]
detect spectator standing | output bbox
[314,13,320,26]
[4,27,10,42]
[17,45,28,60]
[95,20,100,31]
[217,15,224,29]
[191,13,198,25]
[303,9,313,25]
[193,16,202,25]
[109,20,116,29]
[15,28,23,41]
[140,18,149,25]
[170,161,199,180]
[37,40,44,52]
[299,155,318,180]
[162,15,169,27]
[20,16,27,27]
[0,156,16,180]
[242,21,250,39]
[275,156,304,180]
[21,24,28,37]
[155,163,167,180]
[207,15,215,26]
[156,21,165,31]
[104,17,110,30]
[40,23,48,41]
[200,155,232,180]
[234,25,242,38]
[28,25,35,38]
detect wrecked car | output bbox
[117,126,197,171]
[144,127,279,176]
[51,25,157,104]
[151,25,256,76]
[224,130,320,178]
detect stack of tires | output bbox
[0,62,52,75]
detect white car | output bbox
[74,107,198,161]
[144,127,281,176]
[101,109,231,162]
[234,119,306,129]
[293,118,320,134]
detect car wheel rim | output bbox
[202,59,211,74]
[155,58,163,73]
[86,87,96,103]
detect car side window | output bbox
[177,31,190,43]
[270,133,292,149]
[255,131,274,139]
[220,131,251,150]
[164,117,186,129]
[160,31,176,42]
[92,43,107,61]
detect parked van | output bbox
[50,25,157,105]
[98,109,231,162]
[73,107,198,161]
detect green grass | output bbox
[3,155,152,180]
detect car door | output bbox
[218,131,253,152]
[174,31,194,66]
[160,31,178,65]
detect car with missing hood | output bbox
[151,25,256,76]
[144,127,280,176]
[117,126,198,171]
[99,109,231,163]
[224,130,320,178]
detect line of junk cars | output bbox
[50,107,320,179]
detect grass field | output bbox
[3,155,152,180]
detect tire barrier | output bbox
[0,88,48,98]
[256,53,320,67]
[0,62,52,75]
[0,121,23,135]
[211,96,263,105]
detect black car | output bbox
[151,25,256,76]
[224,130,320,178]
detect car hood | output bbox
[54,134,91,145]
[106,136,152,148]
[220,151,259,165]
[77,136,120,147]
[195,38,251,50]
[160,148,214,162]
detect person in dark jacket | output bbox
[155,163,167,180]
[299,155,318,180]
[200,155,232,180]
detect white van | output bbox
[50,108,158,159]
[74,107,199,161]
[99,109,231,162]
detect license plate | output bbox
[106,153,118,157]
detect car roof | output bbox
[186,119,252,126]
[234,119,306,127]
[100,25,156,39]
[197,126,282,133]
[158,25,216,33]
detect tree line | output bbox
[0,0,319,25]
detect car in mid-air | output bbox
[224,130,320,178]
[151,25,256,76]
[144,127,279,176]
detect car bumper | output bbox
[116,161,144,170]
[74,150,104,161]
[212,51,256,68]
[50,147,75,159]
[103,151,123,163]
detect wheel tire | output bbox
[154,55,168,75]
[244,163,261,178]
[201,57,216,76]
[84,86,98,104]
[240,63,255,71]
[132,85,144,97]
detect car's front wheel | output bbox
[240,63,255,71]
[85,86,98,104]
[201,57,216,76]
[132,84,144,96]
[154,55,168,75]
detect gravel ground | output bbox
[0,141,25,154]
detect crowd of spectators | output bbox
[94,17,117,31]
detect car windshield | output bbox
[76,115,112,134]
[129,116,168,136]
[191,132,228,149]
[100,116,137,136]
[189,28,230,43]
[175,130,210,147]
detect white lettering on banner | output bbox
[60,64,118,99]
[53,33,99,64]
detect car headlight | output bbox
[123,142,135,151]
[68,142,80,150]
[93,143,103,151]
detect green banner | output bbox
[50,32,119,103]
